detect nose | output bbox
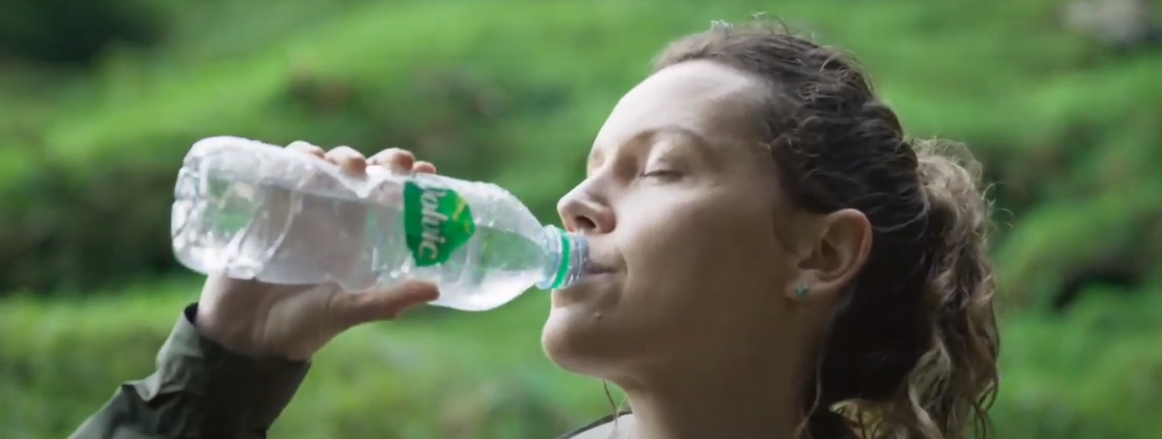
[557,184,614,235]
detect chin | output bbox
[542,293,645,379]
[540,299,626,377]
[542,313,601,376]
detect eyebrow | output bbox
[589,125,713,167]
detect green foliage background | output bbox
[1,0,1161,438]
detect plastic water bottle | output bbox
[170,136,589,311]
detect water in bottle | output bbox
[170,136,589,311]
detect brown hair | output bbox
[652,22,1000,439]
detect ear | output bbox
[786,209,872,302]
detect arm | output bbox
[69,304,310,439]
[70,143,441,439]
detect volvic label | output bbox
[402,178,476,267]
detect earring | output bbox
[793,285,810,299]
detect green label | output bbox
[403,178,476,267]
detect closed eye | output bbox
[640,169,682,179]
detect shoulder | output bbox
[556,411,635,439]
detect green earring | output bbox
[793,285,810,299]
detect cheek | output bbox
[617,186,784,303]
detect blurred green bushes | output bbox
[1,0,1160,303]
[0,0,167,67]
[2,0,1162,438]
[0,279,607,439]
[3,280,1161,439]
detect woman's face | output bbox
[542,60,811,379]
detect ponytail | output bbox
[804,140,999,439]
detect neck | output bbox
[618,350,804,439]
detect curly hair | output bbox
[652,22,1000,439]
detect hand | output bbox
[195,142,440,361]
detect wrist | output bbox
[192,303,267,357]
[192,301,321,361]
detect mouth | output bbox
[582,261,617,277]
[550,259,618,306]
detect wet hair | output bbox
[652,22,1000,439]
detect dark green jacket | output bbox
[68,304,618,439]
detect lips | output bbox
[582,261,616,277]
[551,259,617,307]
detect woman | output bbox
[71,22,998,439]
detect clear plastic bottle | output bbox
[170,136,589,311]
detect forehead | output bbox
[591,60,767,158]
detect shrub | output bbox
[2,279,1161,438]
[1,0,1160,315]
[0,0,167,67]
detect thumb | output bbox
[338,280,440,326]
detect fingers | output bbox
[339,280,441,326]
[286,141,368,175]
[369,148,415,173]
[412,160,437,174]
[369,149,438,175]
[286,141,325,159]
[325,146,367,174]
[286,142,437,176]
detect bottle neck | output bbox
[537,226,589,290]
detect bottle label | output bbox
[403,178,477,267]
